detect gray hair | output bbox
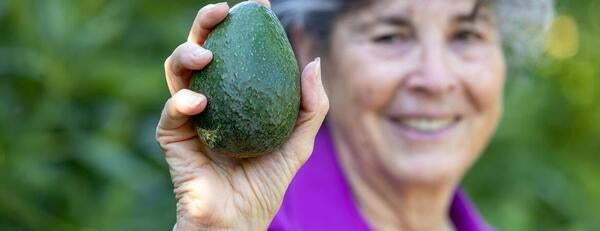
[272,0,554,65]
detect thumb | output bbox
[282,58,329,165]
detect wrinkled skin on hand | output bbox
[156,1,329,230]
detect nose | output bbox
[405,42,457,96]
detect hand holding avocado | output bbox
[156,1,329,230]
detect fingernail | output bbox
[183,91,205,106]
[205,3,216,10]
[314,57,321,81]
[205,2,227,11]
[192,47,211,59]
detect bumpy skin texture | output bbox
[190,2,300,158]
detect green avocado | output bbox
[189,2,300,158]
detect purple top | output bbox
[269,126,493,231]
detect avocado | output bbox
[189,2,300,158]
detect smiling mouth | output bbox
[390,116,461,139]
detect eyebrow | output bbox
[368,1,492,30]
[376,14,490,29]
[454,13,492,24]
[376,16,412,27]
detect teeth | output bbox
[399,117,455,132]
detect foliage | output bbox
[0,0,598,230]
[465,1,600,230]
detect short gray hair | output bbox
[272,0,554,64]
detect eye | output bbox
[372,32,413,44]
[452,29,483,43]
[374,34,400,43]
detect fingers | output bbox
[156,89,212,170]
[168,0,272,95]
[188,2,229,44]
[187,0,271,44]
[157,89,207,132]
[299,58,328,127]
[165,43,213,95]
[283,58,329,163]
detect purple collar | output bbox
[269,126,493,231]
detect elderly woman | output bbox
[156,0,553,230]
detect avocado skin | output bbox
[189,2,300,158]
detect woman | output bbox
[156,0,553,230]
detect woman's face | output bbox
[323,0,505,184]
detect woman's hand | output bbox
[156,1,329,230]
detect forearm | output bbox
[173,220,233,231]
[173,213,271,231]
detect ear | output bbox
[291,24,318,69]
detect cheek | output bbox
[455,48,505,114]
[455,48,505,160]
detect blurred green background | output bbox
[0,0,598,230]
